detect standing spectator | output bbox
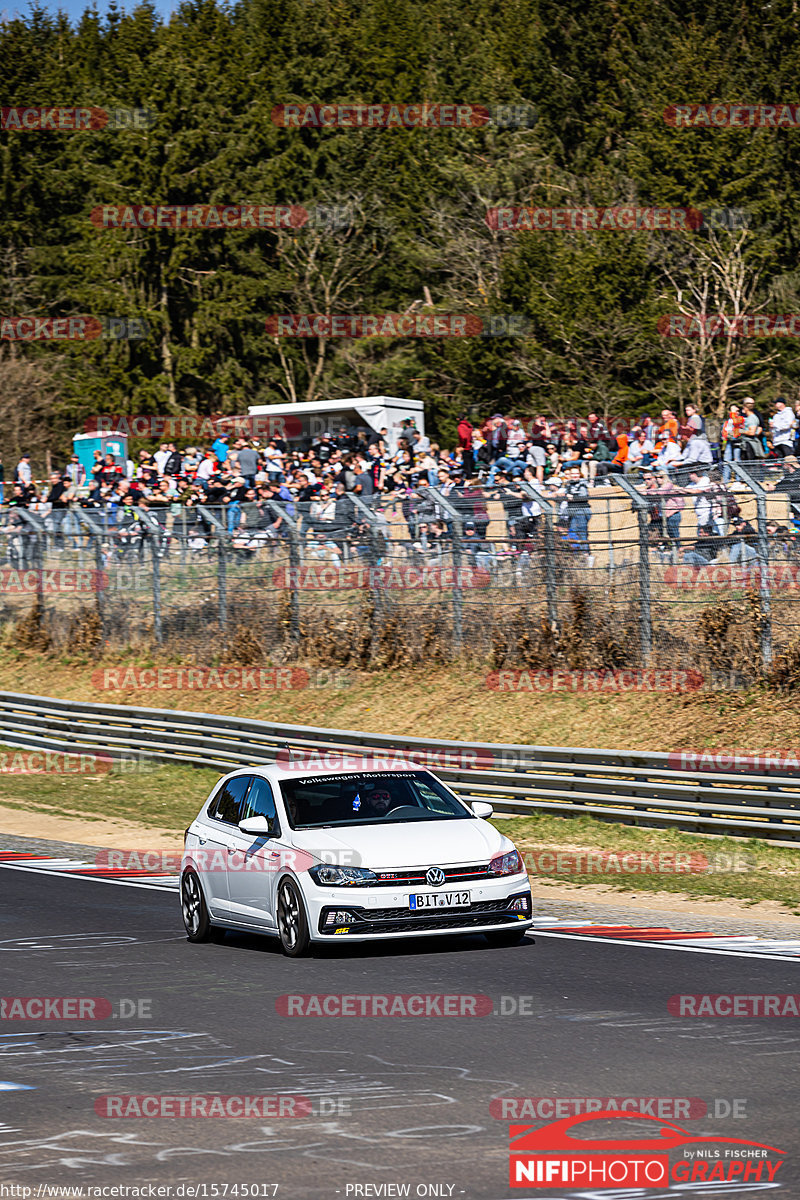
[721,405,744,481]
[163,443,182,475]
[0,454,4,505]
[457,414,474,478]
[14,453,32,488]
[212,432,230,463]
[153,442,171,474]
[557,465,592,556]
[684,404,705,434]
[487,415,508,462]
[65,454,86,487]
[45,471,75,548]
[770,398,798,457]
[741,399,765,459]
[235,440,260,488]
[656,470,685,556]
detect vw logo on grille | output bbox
[426,867,446,887]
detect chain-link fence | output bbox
[1,461,799,681]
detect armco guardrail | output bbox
[0,691,798,840]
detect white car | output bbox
[180,765,533,956]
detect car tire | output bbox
[485,927,529,948]
[277,877,311,957]
[181,869,222,943]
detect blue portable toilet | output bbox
[72,431,129,480]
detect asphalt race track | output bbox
[0,868,798,1198]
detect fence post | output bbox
[612,476,652,662]
[347,494,386,660]
[428,487,464,653]
[266,501,301,643]
[15,509,46,633]
[198,505,228,636]
[518,481,559,631]
[73,508,107,632]
[730,461,773,668]
[135,510,163,645]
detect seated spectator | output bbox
[682,525,724,566]
[626,428,655,471]
[727,515,760,565]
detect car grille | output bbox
[371,865,492,886]
[318,897,528,936]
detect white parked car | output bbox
[180,765,533,956]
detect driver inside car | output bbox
[361,787,394,817]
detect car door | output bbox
[225,775,283,927]
[197,774,252,916]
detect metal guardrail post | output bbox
[198,505,228,635]
[518,481,559,630]
[74,508,107,629]
[266,501,301,642]
[428,487,464,653]
[730,461,773,667]
[612,476,652,662]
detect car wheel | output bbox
[277,878,311,957]
[181,869,221,943]
[485,927,529,948]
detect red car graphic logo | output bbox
[510,1110,784,1154]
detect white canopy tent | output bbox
[247,396,424,451]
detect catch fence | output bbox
[0,462,798,679]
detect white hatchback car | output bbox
[180,765,532,956]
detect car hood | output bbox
[289,818,510,870]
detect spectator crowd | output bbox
[1,399,799,569]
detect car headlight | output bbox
[489,850,523,876]
[308,865,378,887]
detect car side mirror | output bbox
[238,815,273,836]
[472,801,494,818]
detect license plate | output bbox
[409,891,470,910]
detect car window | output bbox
[208,775,251,825]
[240,777,279,831]
[280,770,472,829]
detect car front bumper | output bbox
[305,872,533,941]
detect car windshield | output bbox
[279,770,473,830]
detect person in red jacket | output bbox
[457,415,474,478]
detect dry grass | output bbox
[0,645,798,753]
